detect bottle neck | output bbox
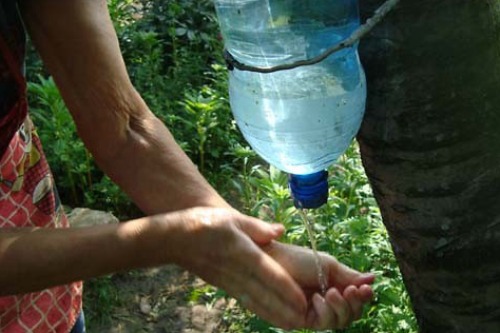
[288,171,328,209]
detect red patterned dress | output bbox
[0,1,82,332]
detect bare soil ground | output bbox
[88,265,236,333]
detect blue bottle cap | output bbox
[288,171,328,209]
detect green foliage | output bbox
[28,76,93,207]
[111,0,223,112]
[178,86,226,172]
[83,275,122,330]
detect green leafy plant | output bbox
[83,275,122,330]
[28,75,94,206]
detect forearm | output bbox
[93,101,230,214]
[0,215,181,296]
[19,0,229,214]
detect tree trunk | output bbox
[358,1,500,332]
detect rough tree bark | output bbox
[358,1,500,332]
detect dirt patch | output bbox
[69,209,238,332]
[87,266,236,333]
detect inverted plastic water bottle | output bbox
[214,0,366,208]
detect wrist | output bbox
[121,211,199,269]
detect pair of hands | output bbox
[166,207,375,331]
[18,1,372,326]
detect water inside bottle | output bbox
[297,208,328,295]
[229,64,365,175]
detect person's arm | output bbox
[0,207,307,329]
[19,0,225,214]
[0,205,374,330]
[8,2,308,328]
[13,0,375,330]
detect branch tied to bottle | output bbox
[223,0,400,73]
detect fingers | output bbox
[205,250,308,329]
[353,272,376,287]
[325,258,375,290]
[307,289,350,330]
[358,284,375,303]
[263,241,375,292]
[343,285,364,320]
[263,241,325,286]
[231,287,302,329]
[188,208,284,246]
[236,214,284,245]
[233,280,304,330]
[307,284,374,330]
[326,288,351,328]
[310,293,335,330]
[220,237,307,329]
[331,284,374,327]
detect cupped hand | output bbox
[263,241,375,330]
[157,207,374,330]
[165,208,308,329]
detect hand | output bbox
[163,208,308,329]
[151,207,373,330]
[263,241,375,330]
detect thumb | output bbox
[237,215,284,245]
[328,260,375,290]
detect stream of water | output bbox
[297,208,328,295]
